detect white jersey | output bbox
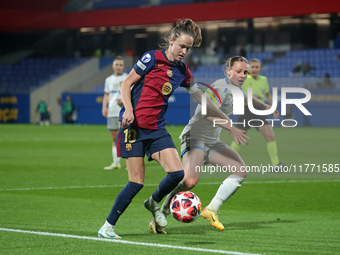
[104,73,128,117]
[180,78,244,143]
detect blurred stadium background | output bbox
[0,0,340,126]
[1,2,340,254]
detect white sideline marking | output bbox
[0,179,339,192]
[0,228,261,255]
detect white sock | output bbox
[112,145,120,165]
[103,220,114,229]
[207,174,245,212]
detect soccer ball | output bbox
[170,191,202,223]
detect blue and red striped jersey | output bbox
[119,49,194,130]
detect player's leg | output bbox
[182,148,205,189]
[258,124,280,167]
[99,126,146,238]
[39,113,44,126]
[112,129,120,166]
[98,157,145,238]
[145,147,184,228]
[104,117,121,170]
[230,114,249,153]
[201,147,247,231]
[161,148,204,217]
[149,143,204,234]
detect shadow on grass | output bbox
[225,219,299,230]
[166,218,299,235]
[74,219,299,240]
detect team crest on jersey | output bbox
[167,70,173,77]
[162,82,172,95]
[126,143,132,151]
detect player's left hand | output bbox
[230,126,250,145]
[102,108,108,118]
[122,110,134,128]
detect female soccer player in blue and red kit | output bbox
[98,19,249,238]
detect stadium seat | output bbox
[0,58,87,93]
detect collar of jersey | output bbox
[161,49,178,65]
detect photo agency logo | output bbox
[200,83,312,128]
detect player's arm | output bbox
[120,69,141,127]
[187,85,229,120]
[247,93,279,119]
[102,93,109,118]
[187,85,249,145]
[265,92,273,105]
[204,115,250,145]
[263,92,279,117]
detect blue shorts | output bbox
[116,125,176,161]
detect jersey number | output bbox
[124,129,136,143]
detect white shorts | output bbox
[107,117,121,130]
[180,134,229,164]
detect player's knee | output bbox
[234,164,248,179]
[168,170,184,183]
[128,173,145,184]
[184,178,199,190]
[238,170,248,179]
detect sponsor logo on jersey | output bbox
[141,53,151,63]
[137,60,146,70]
[126,143,132,151]
[162,82,172,95]
[157,64,164,67]
[167,70,173,77]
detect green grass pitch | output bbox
[0,124,339,254]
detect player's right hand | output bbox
[102,108,108,118]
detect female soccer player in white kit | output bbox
[102,56,128,170]
[150,56,278,233]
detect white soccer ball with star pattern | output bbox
[170,191,202,223]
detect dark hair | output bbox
[113,56,124,63]
[160,19,202,49]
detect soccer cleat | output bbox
[200,207,225,231]
[144,197,168,228]
[98,226,121,239]
[104,163,121,170]
[149,219,167,234]
[161,198,171,217]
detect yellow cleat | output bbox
[149,219,167,234]
[200,207,225,231]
